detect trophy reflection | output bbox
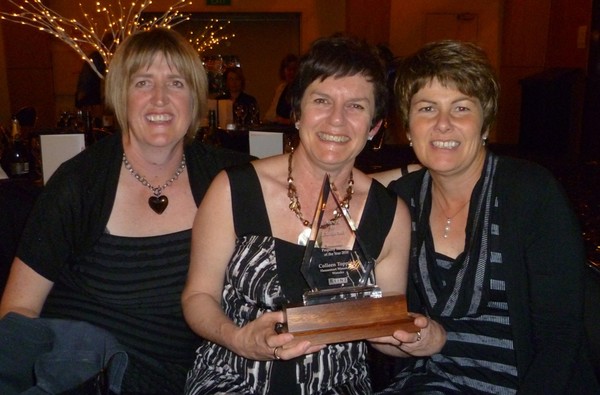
[276,175,417,346]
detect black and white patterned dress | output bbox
[185,164,398,395]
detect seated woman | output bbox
[0,28,252,394]
[380,40,599,394]
[182,35,446,394]
[218,67,259,126]
[263,53,298,125]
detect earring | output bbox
[409,140,413,147]
[295,121,300,130]
[368,135,373,141]
[482,137,488,146]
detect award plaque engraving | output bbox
[276,175,418,346]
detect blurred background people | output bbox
[75,33,114,123]
[379,40,599,394]
[217,67,259,127]
[263,53,298,125]
[0,28,252,394]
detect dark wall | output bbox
[582,0,600,160]
[1,19,55,130]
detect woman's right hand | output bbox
[232,310,325,361]
[368,314,446,357]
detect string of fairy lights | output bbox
[0,0,235,78]
[188,18,235,54]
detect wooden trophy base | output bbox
[280,293,418,346]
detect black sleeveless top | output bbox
[186,164,398,395]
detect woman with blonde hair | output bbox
[0,28,252,393]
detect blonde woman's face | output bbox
[126,53,193,149]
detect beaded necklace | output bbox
[287,151,353,241]
[122,153,186,214]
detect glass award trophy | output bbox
[276,175,417,346]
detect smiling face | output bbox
[408,78,487,175]
[297,74,380,169]
[126,53,193,149]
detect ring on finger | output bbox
[416,330,422,342]
[273,346,281,360]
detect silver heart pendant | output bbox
[148,195,169,214]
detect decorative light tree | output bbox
[186,18,235,54]
[0,1,234,78]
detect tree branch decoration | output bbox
[186,18,235,54]
[0,1,235,79]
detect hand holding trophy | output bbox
[276,174,418,346]
[182,34,432,394]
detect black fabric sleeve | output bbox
[16,133,123,281]
[499,159,590,393]
[17,137,254,282]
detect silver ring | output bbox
[416,330,422,342]
[273,346,281,360]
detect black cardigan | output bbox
[388,154,599,394]
[18,132,254,280]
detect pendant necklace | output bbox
[435,194,469,239]
[122,153,186,215]
[287,150,354,245]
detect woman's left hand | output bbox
[368,313,446,357]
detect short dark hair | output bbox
[289,35,388,127]
[395,40,499,134]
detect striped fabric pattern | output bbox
[381,154,519,394]
[381,250,519,394]
[42,229,199,393]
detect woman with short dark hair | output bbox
[183,35,445,395]
[380,40,599,394]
